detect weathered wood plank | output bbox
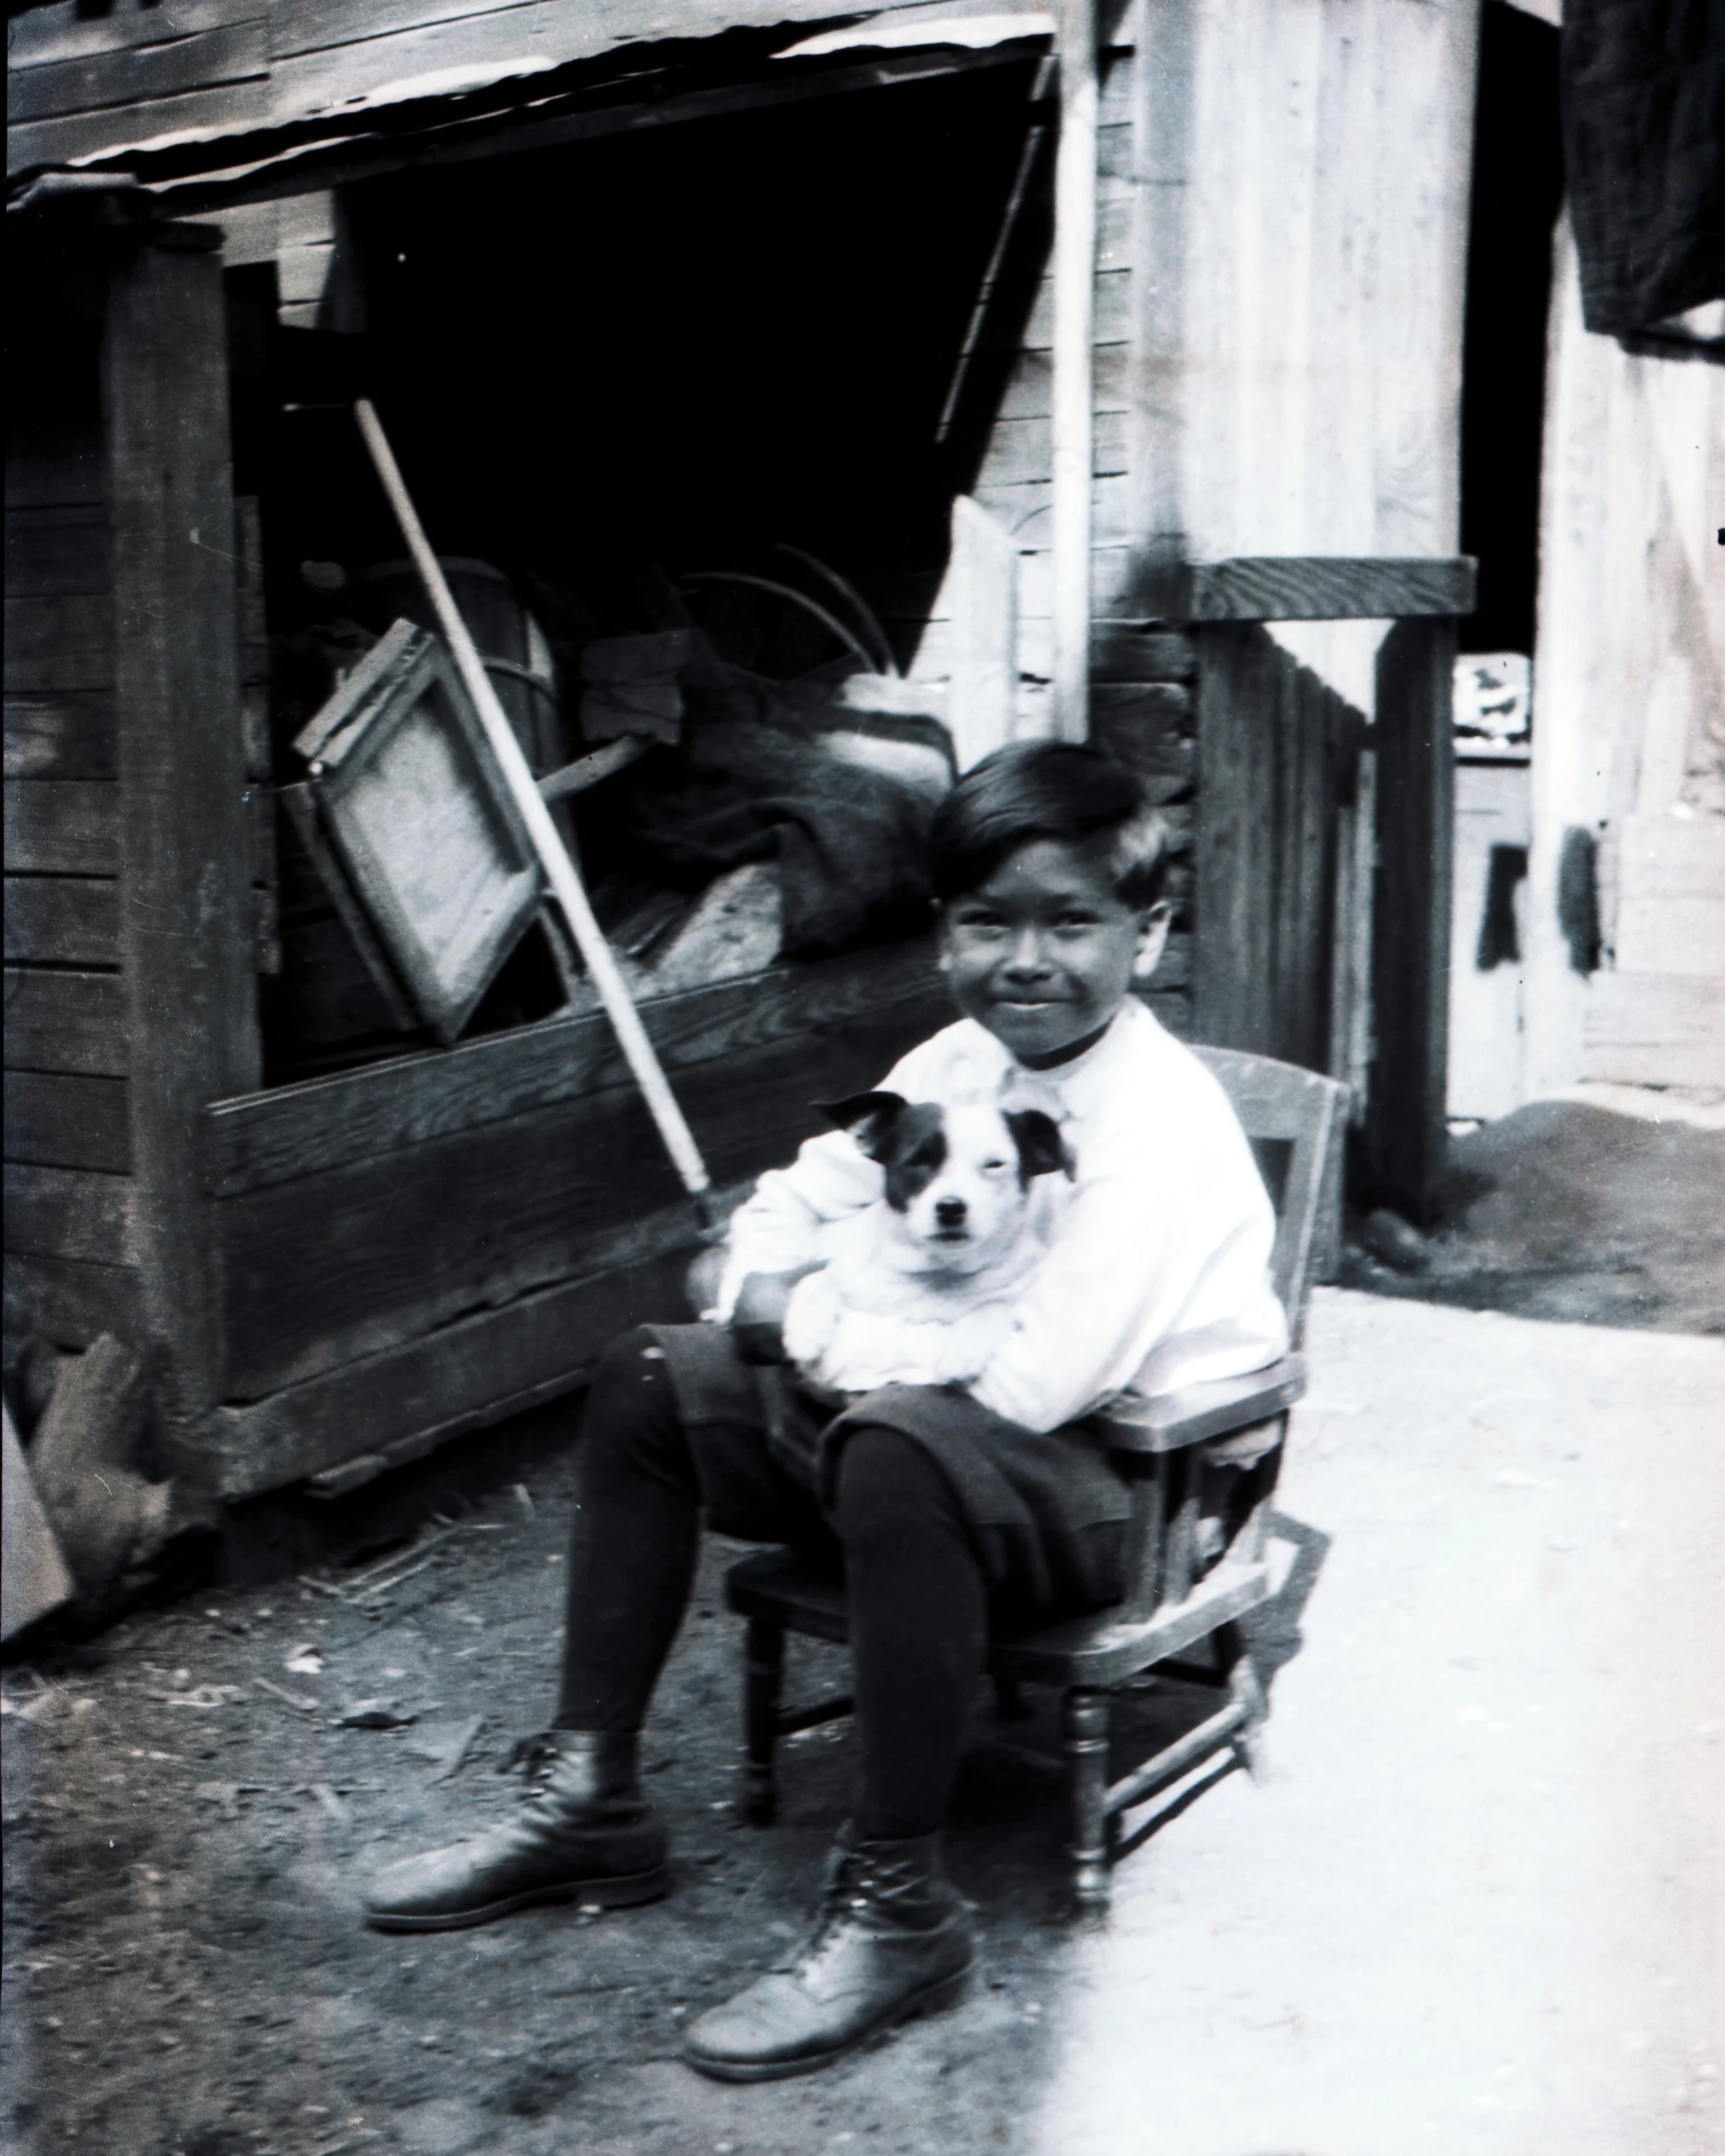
[272,0,529,57]
[4,876,120,967]
[201,1244,701,1499]
[217,982,953,1397]
[3,695,117,780]
[3,969,129,1079]
[975,408,1131,490]
[204,940,947,1197]
[1182,558,1478,623]
[1194,627,1281,1058]
[104,233,261,1434]
[9,21,269,124]
[7,79,271,178]
[6,0,267,68]
[4,781,121,876]
[1580,976,1725,1088]
[971,471,1138,549]
[3,1072,132,1174]
[1614,898,1725,979]
[1019,266,1132,351]
[1090,626,1198,683]
[3,1251,144,1353]
[1191,626,1358,1072]
[1614,814,1725,905]
[4,1164,139,1267]
[1365,617,1455,1224]
[4,505,109,599]
[3,592,113,694]
[997,346,1133,422]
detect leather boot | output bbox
[682,1827,975,2081]
[363,1731,666,1932]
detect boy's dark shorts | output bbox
[645,1322,1134,1617]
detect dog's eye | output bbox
[980,1158,1010,1174]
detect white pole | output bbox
[1050,0,1098,744]
[353,399,713,1209]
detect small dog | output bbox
[782,1091,1072,1394]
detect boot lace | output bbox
[780,1838,937,1976]
[499,1733,566,1796]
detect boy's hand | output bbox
[731,1268,819,1365]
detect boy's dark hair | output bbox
[929,741,1169,908]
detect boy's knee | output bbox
[833,1426,957,1542]
[581,1328,686,1478]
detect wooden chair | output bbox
[723,1047,1348,1908]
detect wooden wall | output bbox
[4,249,142,1353]
[1525,218,1725,1097]
[6,222,261,1464]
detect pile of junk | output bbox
[262,546,957,1084]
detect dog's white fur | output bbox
[782,1101,1055,1393]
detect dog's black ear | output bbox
[817,1091,909,1164]
[1005,1108,1074,1183]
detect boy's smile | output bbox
[937,838,1170,1068]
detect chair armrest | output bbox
[1092,1353,1306,1455]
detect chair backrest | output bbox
[1192,1047,1348,1345]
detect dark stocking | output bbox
[834,1427,989,1841]
[553,1330,705,1733]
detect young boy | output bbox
[364,742,1287,2080]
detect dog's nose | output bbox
[935,1197,967,1228]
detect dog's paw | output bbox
[781,1269,841,1370]
[927,1303,1017,1384]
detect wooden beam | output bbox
[202,939,945,1198]
[1179,558,1477,623]
[102,229,259,1444]
[1050,0,1098,743]
[198,1244,698,1499]
[1364,617,1455,1225]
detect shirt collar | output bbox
[983,998,1154,1121]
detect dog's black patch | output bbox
[818,1092,949,1212]
[1004,1108,1074,1185]
[879,1104,948,1214]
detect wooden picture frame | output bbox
[292,618,542,1044]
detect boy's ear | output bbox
[1004,1108,1075,1183]
[816,1091,909,1163]
[1131,898,1174,980]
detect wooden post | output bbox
[1366,617,1457,1225]
[1049,0,1098,744]
[102,226,259,1454]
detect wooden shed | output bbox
[6,0,1478,1505]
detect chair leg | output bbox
[1215,1619,1269,1780]
[742,1617,784,1827]
[1062,1687,1112,1911]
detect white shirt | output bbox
[716,998,1289,1434]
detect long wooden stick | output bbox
[1049,0,1098,744]
[353,398,713,1213]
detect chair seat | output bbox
[725,1534,1300,1690]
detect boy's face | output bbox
[937,838,1171,1067]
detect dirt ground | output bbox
[1341,1094,1725,1337]
[4,1097,1722,2156]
